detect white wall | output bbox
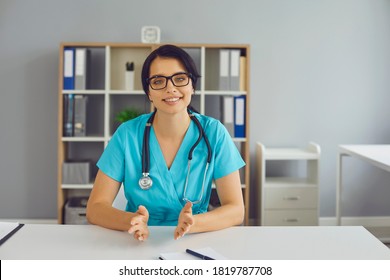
[0,0,389,220]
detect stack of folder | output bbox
[63,94,88,137]
[63,47,91,90]
[220,95,246,138]
[218,49,246,91]
[218,49,246,138]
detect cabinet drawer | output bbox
[264,187,317,209]
[263,209,318,226]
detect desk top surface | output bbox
[339,145,390,171]
[1,225,389,260]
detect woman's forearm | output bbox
[86,202,135,231]
[190,203,244,233]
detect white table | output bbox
[336,145,390,228]
[1,224,389,260]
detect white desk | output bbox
[0,225,389,260]
[336,145,390,229]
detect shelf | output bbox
[204,90,247,96]
[108,90,145,95]
[61,137,106,142]
[232,138,247,143]
[264,177,317,188]
[62,184,94,189]
[264,148,320,160]
[62,90,105,95]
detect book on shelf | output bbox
[218,49,230,90]
[220,94,246,138]
[229,49,241,91]
[74,95,88,136]
[239,55,246,91]
[63,94,88,137]
[63,94,75,136]
[234,95,246,138]
[75,48,91,90]
[221,96,234,137]
[63,47,75,90]
[62,161,91,184]
[217,49,246,91]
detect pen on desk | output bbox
[186,249,215,260]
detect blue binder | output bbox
[234,95,246,138]
[63,47,75,90]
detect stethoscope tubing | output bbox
[142,113,155,175]
[140,109,212,200]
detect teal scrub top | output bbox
[97,112,245,226]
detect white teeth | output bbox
[164,97,180,102]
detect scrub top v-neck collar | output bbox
[148,120,196,205]
[150,119,195,172]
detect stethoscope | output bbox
[138,109,212,204]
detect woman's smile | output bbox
[163,96,182,104]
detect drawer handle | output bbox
[284,218,299,223]
[283,196,300,201]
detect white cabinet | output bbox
[256,142,320,226]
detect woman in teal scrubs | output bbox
[86,45,245,241]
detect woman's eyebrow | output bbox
[149,71,187,77]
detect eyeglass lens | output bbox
[149,73,190,90]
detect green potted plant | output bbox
[115,107,142,123]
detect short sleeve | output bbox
[213,122,246,179]
[96,126,126,182]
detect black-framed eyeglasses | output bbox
[147,72,192,90]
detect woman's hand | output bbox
[128,205,149,241]
[174,201,194,240]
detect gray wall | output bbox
[1,0,389,220]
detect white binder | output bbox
[218,49,230,90]
[75,48,90,90]
[229,49,241,91]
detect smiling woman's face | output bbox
[147,57,194,116]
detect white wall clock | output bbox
[141,26,161,43]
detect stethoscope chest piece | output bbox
[139,173,153,190]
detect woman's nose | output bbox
[165,78,176,92]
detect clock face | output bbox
[141,26,161,43]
